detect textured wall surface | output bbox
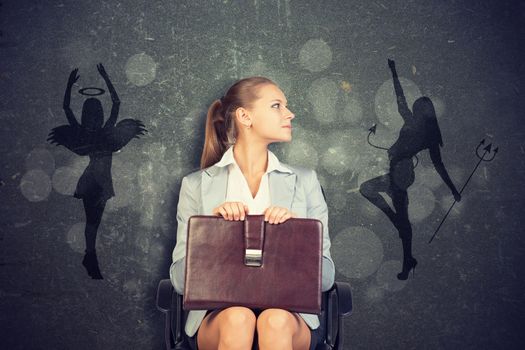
[1,0,524,349]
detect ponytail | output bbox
[200,99,232,169]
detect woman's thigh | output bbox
[292,313,312,350]
[196,307,257,350]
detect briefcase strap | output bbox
[244,215,265,267]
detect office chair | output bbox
[156,279,352,350]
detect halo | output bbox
[78,87,105,96]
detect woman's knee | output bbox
[217,307,256,348]
[218,307,257,330]
[257,308,296,333]
[257,309,298,349]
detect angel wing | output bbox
[47,125,97,156]
[104,119,147,152]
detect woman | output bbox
[169,77,335,350]
[360,59,461,280]
[48,64,146,279]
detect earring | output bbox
[245,125,251,129]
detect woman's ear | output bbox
[234,107,252,128]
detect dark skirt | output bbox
[188,308,322,350]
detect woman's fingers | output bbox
[212,205,228,219]
[237,202,247,220]
[276,207,290,223]
[232,202,248,220]
[230,202,241,220]
[242,204,249,220]
[218,206,227,219]
[214,203,296,223]
[213,204,296,223]
[222,203,233,220]
[212,202,248,220]
[278,211,292,223]
[264,206,292,224]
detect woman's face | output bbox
[244,83,295,144]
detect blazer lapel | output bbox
[201,165,228,214]
[269,171,297,210]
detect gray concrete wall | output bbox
[1,0,524,348]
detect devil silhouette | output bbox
[360,59,461,280]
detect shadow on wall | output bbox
[48,63,147,279]
[359,59,462,280]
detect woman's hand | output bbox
[68,68,79,86]
[264,206,297,224]
[212,202,249,221]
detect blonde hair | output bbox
[200,76,276,169]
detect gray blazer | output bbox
[169,161,335,337]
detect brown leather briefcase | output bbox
[183,214,323,314]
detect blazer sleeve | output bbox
[169,175,199,295]
[306,170,335,292]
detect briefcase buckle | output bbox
[244,249,262,267]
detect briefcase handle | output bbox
[244,215,266,267]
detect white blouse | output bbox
[215,145,291,214]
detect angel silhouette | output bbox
[48,63,147,279]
